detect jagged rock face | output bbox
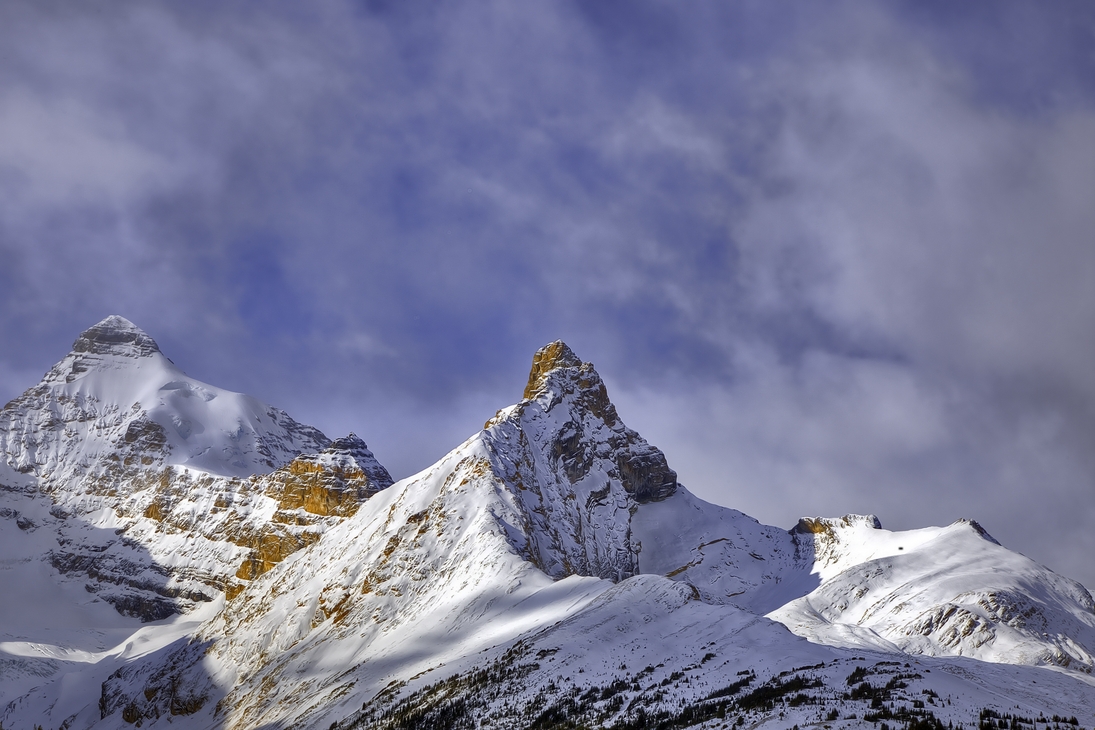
[99,638,214,725]
[217,435,394,591]
[485,341,798,599]
[522,340,584,399]
[270,434,394,518]
[790,514,884,569]
[48,535,211,622]
[69,314,163,360]
[122,436,392,604]
[482,341,678,581]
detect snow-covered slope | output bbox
[0,318,393,722]
[0,316,394,605]
[342,576,1095,730]
[770,515,1095,670]
[0,315,330,484]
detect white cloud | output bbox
[0,92,177,208]
[735,50,1095,403]
[609,22,1095,587]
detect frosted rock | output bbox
[71,315,162,358]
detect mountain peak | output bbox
[953,518,1001,545]
[523,340,583,399]
[72,315,161,358]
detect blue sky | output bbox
[1,1,1094,587]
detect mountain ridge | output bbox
[2,319,1095,729]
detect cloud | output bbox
[610,7,1095,586]
[614,342,1095,586]
[735,51,1095,400]
[0,1,1091,589]
[0,91,174,209]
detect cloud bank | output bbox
[1,1,1093,586]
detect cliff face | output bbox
[489,341,798,602]
[270,433,393,518]
[487,340,679,581]
[134,434,393,601]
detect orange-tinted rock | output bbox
[234,528,322,580]
[266,434,393,518]
[523,341,582,399]
[274,459,373,517]
[144,500,166,522]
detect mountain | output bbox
[0,314,344,567]
[0,317,392,722]
[1,315,331,482]
[2,326,1095,729]
[771,515,1095,669]
[70,340,1095,728]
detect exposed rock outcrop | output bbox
[486,340,679,581]
[70,314,163,359]
[270,434,394,518]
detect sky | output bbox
[1,1,1093,588]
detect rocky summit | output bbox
[3,319,1095,730]
[71,315,163,357]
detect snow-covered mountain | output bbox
[0,317,393,722]
[0,315,393,609]
[772,515,1095,670]
[0,315,331,483]
[3,324,1095,729]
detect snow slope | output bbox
[770,515,1095,669]
[0,315,330,484]
[0,317,391,614]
